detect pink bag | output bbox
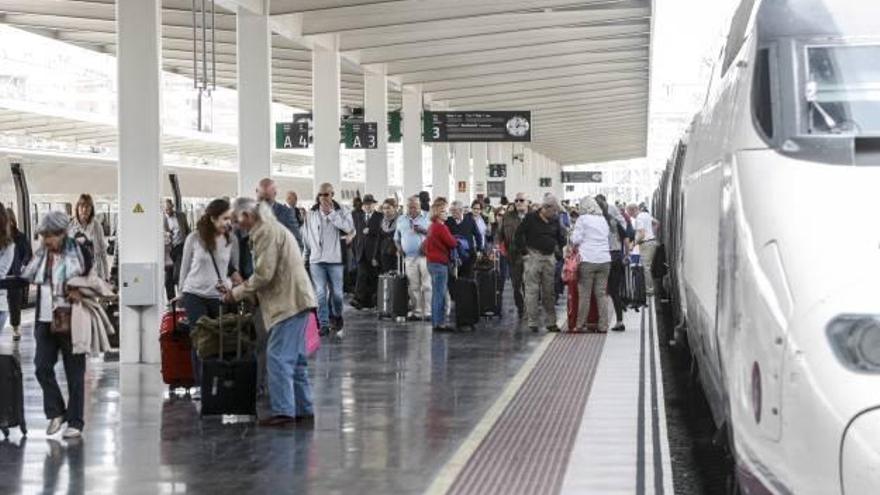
[561,247,580,284]
[305,310,321,357]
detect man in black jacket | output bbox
[514,194,565,333]
[351,194,383,309]
[445,200,483,279]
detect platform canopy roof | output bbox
[0,0,652,165]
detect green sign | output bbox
[343,122,378,149]
[388,111,402,143]
[275,122,309,149]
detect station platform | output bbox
[0,296,672,495]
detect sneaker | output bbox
[189,388,202,401]
[334,329,345,340]
[46,416,65,436]
[295,415,315,427]
[546,325,560,333]
[612,323,626,332]
[62,427,82,439]
[12,327,21,342]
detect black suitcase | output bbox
[624,262,647,308]
[378,256,409,320]
[200,306,257,417]
[475,257,502,317]
[0,354,27,438]
[451,263,480,329]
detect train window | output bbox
[753,48,774,139]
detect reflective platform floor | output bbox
[0,296,672,495]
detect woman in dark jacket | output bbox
[5,208,32,342]
[445,200,483,279]
[376,198,399,274]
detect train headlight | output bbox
[828,316,880,373]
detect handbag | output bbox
[305,310,320,357]
[52,307,72,335]
[561,247,580,284]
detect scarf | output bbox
[22,237,86,298]
[381,214,398,234]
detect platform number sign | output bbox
[276,122,310,149]
[344,122,378,149]
[539,177,552,188]
[488,163,507,178]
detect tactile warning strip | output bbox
[447,333,606,495]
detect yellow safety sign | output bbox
[132,203,145,214]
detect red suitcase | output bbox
[567,280,599,333]
[160,304,195,390]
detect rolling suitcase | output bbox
[566,280,599,333]
[475,255,502,318]
[200,306,257,417]
[378,256,409,321]
[452,264,480,329]
[624,262,647,309]
[0,354,27,438]
[160,302,195,392]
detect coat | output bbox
[67,274,116,355]
[353,210,382,264]
[231,212,317,331]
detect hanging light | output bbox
[191,0,216,132]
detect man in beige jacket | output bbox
[224,198,318,428]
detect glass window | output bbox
[752,48,774,139]
[806,45,880,135]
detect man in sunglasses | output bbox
[496,192,530,319]
[303,182,354,338]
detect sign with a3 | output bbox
[344,122,378,149]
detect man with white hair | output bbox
[302,182,354,337]
[514,194,566,332]
[496,192,530,318]
[627,202,657,296]
[224,198,317,428]
[395,196,431,320]
[257,178,303,250]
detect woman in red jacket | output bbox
[424,198,457,332]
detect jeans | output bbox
[427,262,449,328]
[404,256,432,318]
[34,322,86,429]
[310,262,344,328]
[266,311,314,418]
[182,292,221,384]
[524,251,557,328]
[577,262,611,332]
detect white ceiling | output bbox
[0,0,652,165]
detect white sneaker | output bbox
[46,416,65,436]
[62,427,82,439]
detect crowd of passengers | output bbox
[0,181,658,433]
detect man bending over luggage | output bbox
[223,198,318,428]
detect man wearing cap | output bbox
[351,194,383,309]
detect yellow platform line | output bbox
[425,333,556,495]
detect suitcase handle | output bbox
[216,303,246,362]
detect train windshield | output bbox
[805,45,880,135]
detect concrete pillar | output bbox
[431,143,450,200]
[313,37,341,192]
[236,7,272,196]
[402,85,423,196]
[502,142,519,199]
[453,142,470,203]
[116,0,163,364]
[364,64,388,198]
[471,142,488,199]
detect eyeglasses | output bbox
[514,199,526,203]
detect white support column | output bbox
[117,0,163,364]
[364,64,388,198]
[471,142,488,199]
[313,37,341,192]
[453,142,471,203]
[431,142,450,200]
[237,6,272,196]
[402,85,423,196]
[503,142,520,199]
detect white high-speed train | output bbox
[653,0,880,493]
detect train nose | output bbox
[841,409,880,494]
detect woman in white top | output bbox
[177,198,239,388]
[68,193,109,281]
[0,204,16,333]
[570,196,612,333]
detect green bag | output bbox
[191,311,256,359]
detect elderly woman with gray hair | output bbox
[21,211,95,439]
[570,196,611,333]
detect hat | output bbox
[362,194,377,204]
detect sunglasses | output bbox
[514,199,526,203]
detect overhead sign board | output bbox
[424,111,532,142]
[561,171,603,183]
[539,177,552,188]
[488,163,507,179]
[487,181,506,198]
[275,122,310,149]
[343,122,378,149]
